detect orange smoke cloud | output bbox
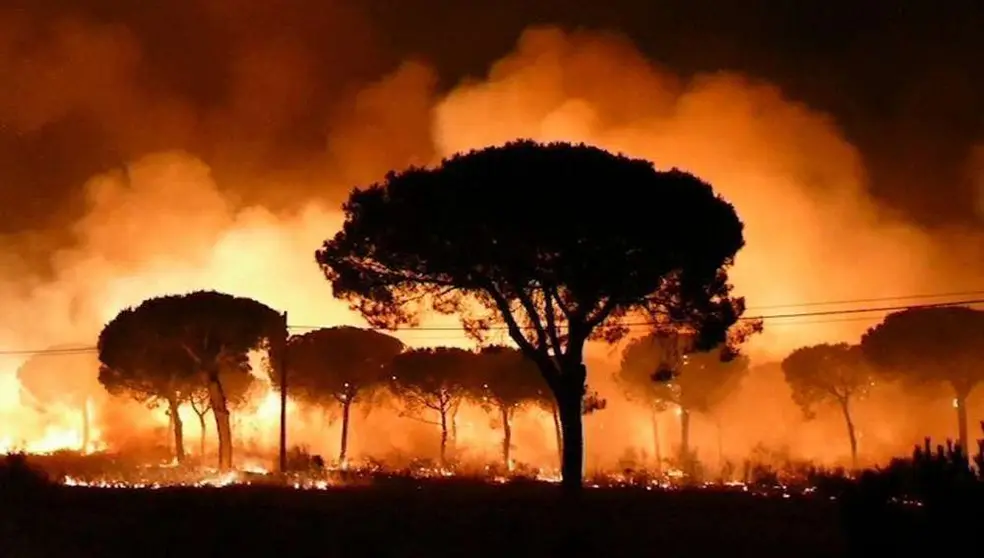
[432,27,952,359]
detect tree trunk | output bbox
[339,399,352,466]
[551,402,562,466]
[839,398,859,468]
[679,407,691,462]
[557,390,584,491]
[166,411,174,455]
[167,396,185,463]
[955,392,969,453]
[555,374,586,492]
[439,407,449,466]
[651,407,662,474]
[80,400,91,454]
[500,405,512,468]
[197,412,207,457]
[206,373,233,470]
[450,402,460,455]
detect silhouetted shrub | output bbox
[838,423,984,554]
[285,445,325,474]
[664,451,705,485]
[0,453,51,498]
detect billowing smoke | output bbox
[1,11,981,469]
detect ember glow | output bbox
[43,456,826,500]
[0,26,982,476]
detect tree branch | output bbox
[545,284,575,322]
[585,297,618,329]
[541,286,566,358]
[513,285,551,353]
[179,342,202,366]
[484,283,546,357]
[397,412,441,427]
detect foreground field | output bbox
[2,482,846,558]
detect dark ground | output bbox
[0,482,847,558]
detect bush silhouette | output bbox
[838,422,983,554]
[0,452,51,507]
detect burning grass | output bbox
[2,451,850,558]
[7,424,983,505]
[2,447,841,502]
[6,436,982,557]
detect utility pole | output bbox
[278,310,289,475]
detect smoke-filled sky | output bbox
[3,0,984,235]
[1,0,983,345]
[0,0,981,342]
[2,0,983,464]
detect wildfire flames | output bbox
[1,399,103,455]
[51,458,820,499]
[0,430,102,457]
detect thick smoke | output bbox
[1,16,981,467]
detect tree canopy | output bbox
[316,140,749,488]
[98,290,285,469]
[616,336,674,413]
[473,346,550,414]
[283,326,404,407]
[471,346,551,467]
[617,332,751,415]
[781,343,873,466]
[860,307,984,395]
[390,346,475,464]
[284,326,405,464]
[861,306,984,451]
[781,343,873,419]
[390,347,474,416]
[98,318,198,408]
[617,331,751,465]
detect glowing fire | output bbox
[0,428,105,456]
[1,398,105,455]
[48,462,830,502]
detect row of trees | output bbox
[780,306,984,467]
[613,306,984,472]
[285,329,603,467]
[96,291,287,470]
[615,333,751,470]
[84,291,605,471]
[25,302,979,477]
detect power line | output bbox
[744,298,984,321]
[744,289,984,311]
[753,314,904,327]
[5,295,984,357]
